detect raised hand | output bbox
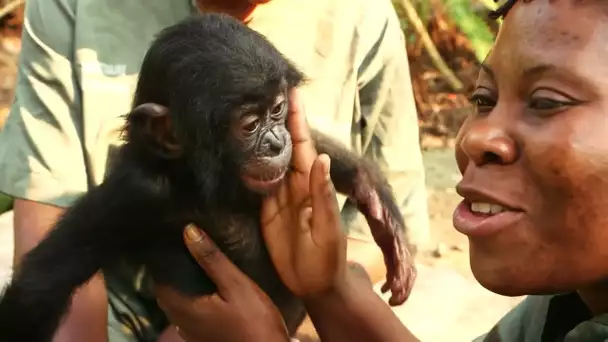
[261,89,348,297]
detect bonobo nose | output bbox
[262,129,284,156]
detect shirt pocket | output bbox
[76,57,138,185]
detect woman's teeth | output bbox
[470,202,506,215]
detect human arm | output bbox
[262,89,418,341]
[155,156,417,342]
[156,231,419,342]
[303,272,419,342]
[13,201,109,342]
[0,0,108,340]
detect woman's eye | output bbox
[468,94,496,113]
[527,88,581,116]
[528,98,566,111]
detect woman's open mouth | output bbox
[453,200,524,237]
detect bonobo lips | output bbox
[242,165,288,193]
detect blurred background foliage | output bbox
[0,0,504,215]
[391,0,501,147]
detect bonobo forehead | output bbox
[138,13,303,111]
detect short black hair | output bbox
[489,0,517,20]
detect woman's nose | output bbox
[459,123,518,166]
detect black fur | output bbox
[0,13,410,341]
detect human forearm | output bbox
[52,274,109,342]
[303,274,419,342]
[13,199,109,342]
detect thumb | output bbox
[183,224,247,296]
[309,154,342,245]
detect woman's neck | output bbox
[578,279,608,316]
[195,0,258,21]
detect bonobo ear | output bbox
[129,103,183,159]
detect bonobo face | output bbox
[232,88,292,194]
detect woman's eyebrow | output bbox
[522,63,558,79]
[520,63,588,86]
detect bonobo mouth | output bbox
[241,166,288,193]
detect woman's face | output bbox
[454,0,608,296]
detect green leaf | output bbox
[443,0,496,61]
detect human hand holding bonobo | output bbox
[154,226,290,342]
[261,89,415,303]
[260,89,348,298]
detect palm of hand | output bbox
[261,167,345,297]
[260,90,346,297]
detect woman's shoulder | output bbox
[474,293,608,342]
[473,295,553,342]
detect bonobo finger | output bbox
[182,224,248,295]
[310,154,342,243]
[287,89,317,174]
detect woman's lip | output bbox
[455,184,523,212]
[452,200,524,237]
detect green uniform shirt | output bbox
[0,0,430,340]
[477,294,608,342]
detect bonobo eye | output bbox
[270,99,286,118]
[241,116,260,134]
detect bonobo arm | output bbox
[311,130,416,306]
[0,172,168,342]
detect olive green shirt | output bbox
[477,294,608,342]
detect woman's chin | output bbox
[470,260,575,297]
[473,273,533,297]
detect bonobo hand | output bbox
[351,176,417,306]
[154,225,290,342]
[261,89,349,297]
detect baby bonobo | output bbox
[0,13,415,341]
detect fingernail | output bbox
[185,224,203,242]
[322,155,331,179]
